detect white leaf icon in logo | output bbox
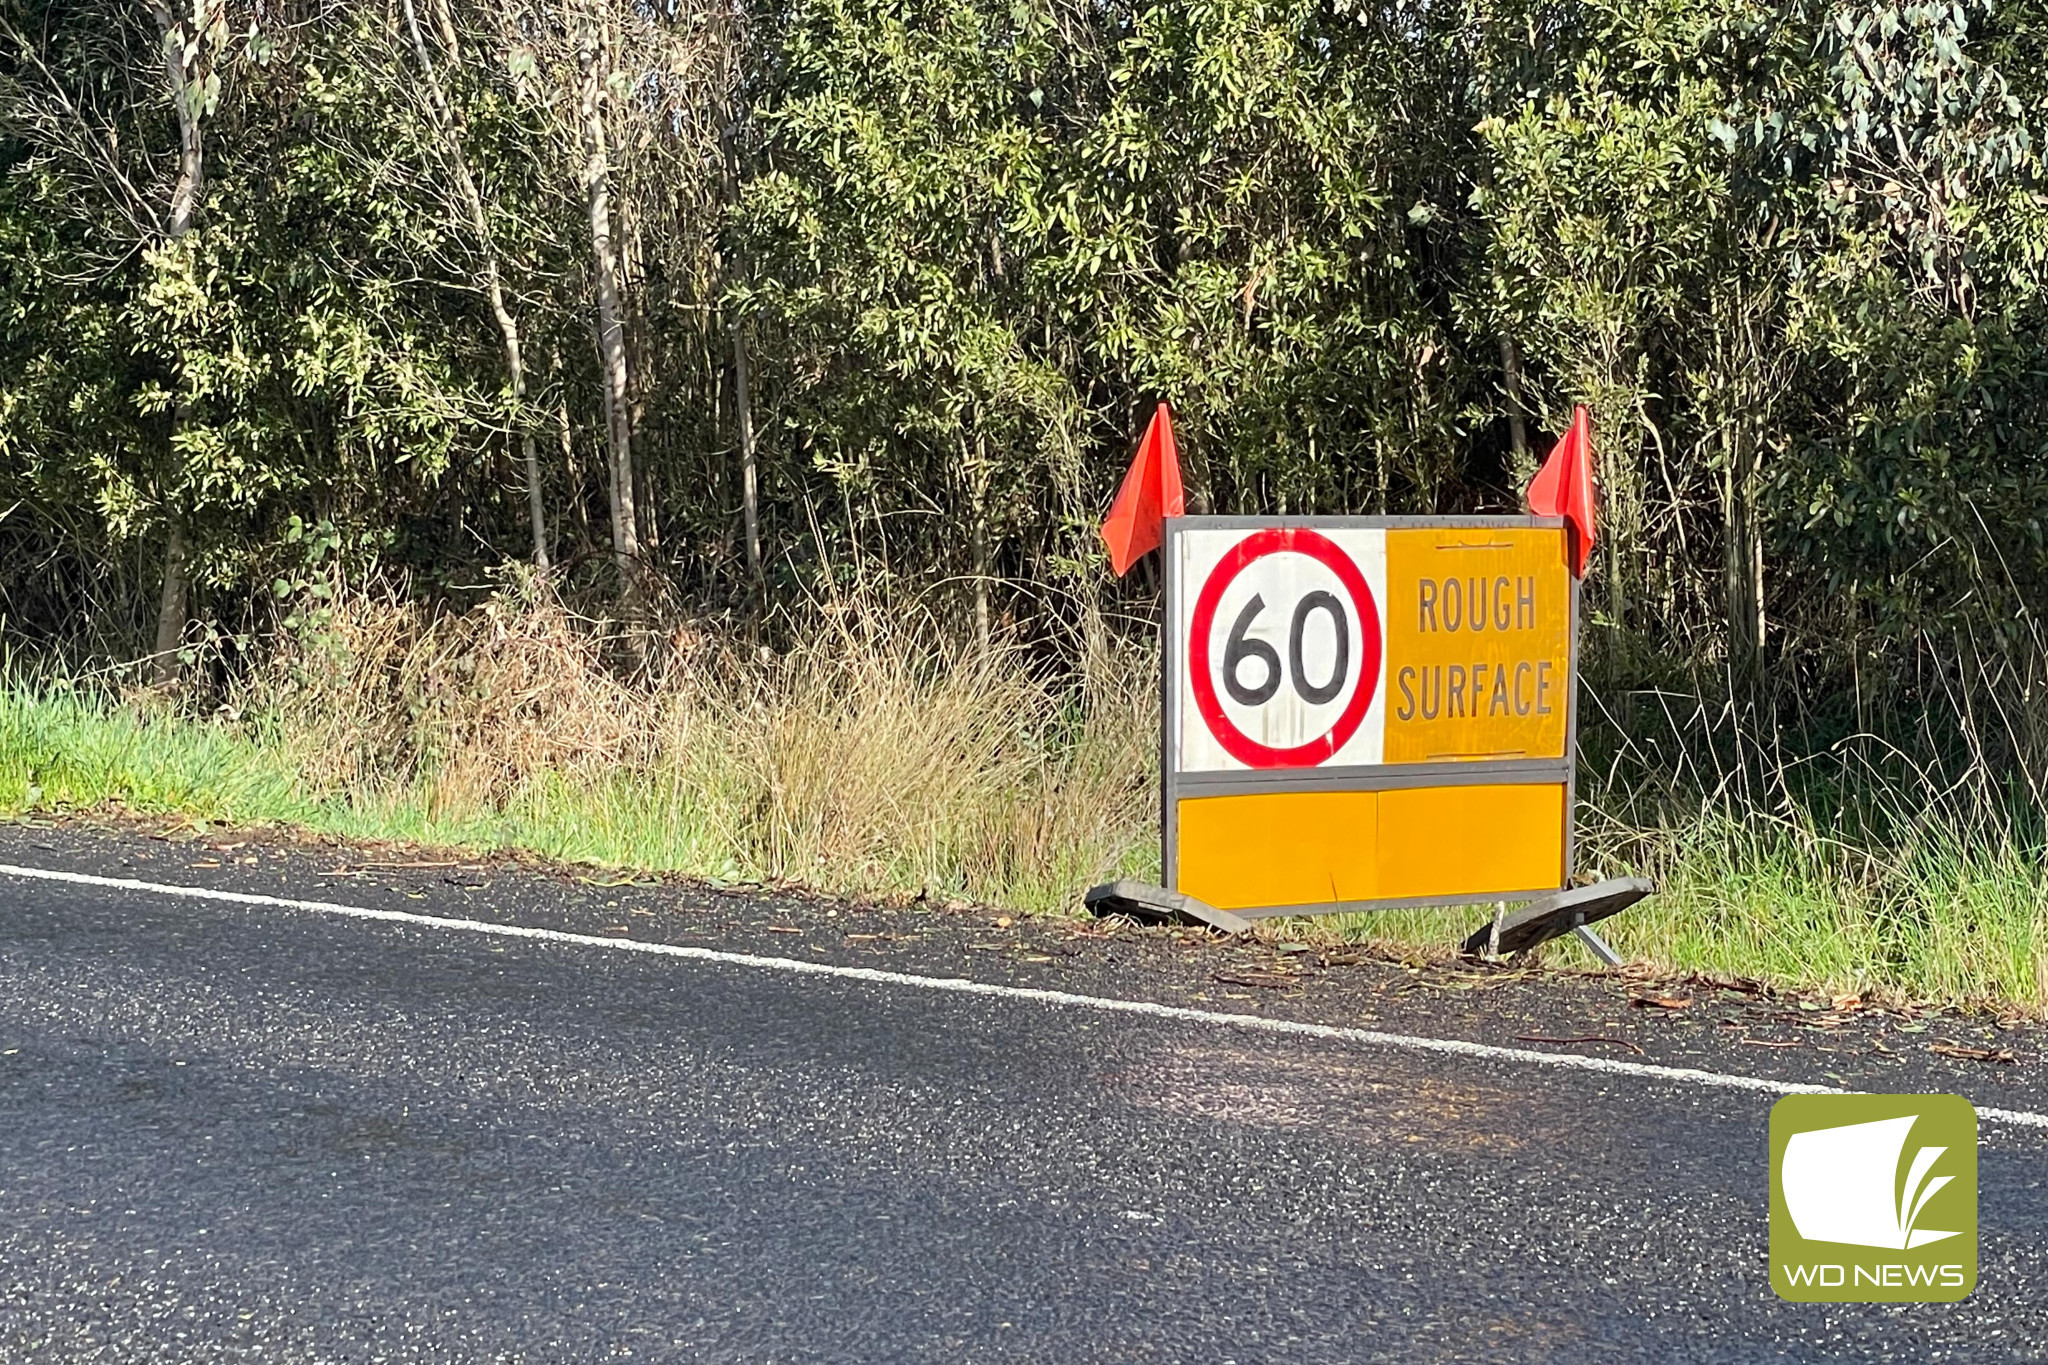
[1782,1115,1960,1250]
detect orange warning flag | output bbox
[1526,404,1596,578]
[1100,402,1185,576]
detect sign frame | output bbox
[1160,514,1580,918]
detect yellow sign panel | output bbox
[1382,527,1571,763]
[1175,783,1567,912]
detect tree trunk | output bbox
[523,429,549,572]
[1604,496,1628,634]
[150,521,188,687]
[1594,391,1634,639]
[577,39,640,609]
[428,0,462,54]
[1500,336,1531,487]
[151,2,206,241]
[731,320,762,586]
[556,386,591,550]
[971,514,991,656]
[146,0,213,683]
[1724,424,1764,682]
[400,0,547,572]
[969,431,991,656]
[710,58,759,599]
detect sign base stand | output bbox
[1085,880,1253,937]
[1460,877,1653,960]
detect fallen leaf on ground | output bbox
[1630,995,1692,1010]
[1832,994,1864,1011]
[1929,1043,2017,1064]
[1212,969,1298,990]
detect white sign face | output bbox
[1172,526,1388,773]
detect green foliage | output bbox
[2,0,2047,783]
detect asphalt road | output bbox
[3,827,2046,1362]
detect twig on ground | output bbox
[1513,1034,1646,1056]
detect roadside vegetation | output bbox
[4,2,2047,1009]
[0,590,1158,915]
[4,588,2045,1013]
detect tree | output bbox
[398,0,551,572]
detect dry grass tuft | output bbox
[230,590,1158,911]
[680,632,1153,905]
[252,592,656,804]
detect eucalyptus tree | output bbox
[0,0,231,678]
[734,0,1483,643]
[1033,0,1478,520]
[397,0,553,571]
[1469,31,1726,643]
[734,0,1094,642]
[1761,0,2048,658]
[1,2,486,661]
[477,0,740,623]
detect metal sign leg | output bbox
[1571,923,1623,966]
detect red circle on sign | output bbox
[1188,528,1383,769]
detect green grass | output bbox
[0,685,752,878]
[1603,814,2048,1009]
[3,679,2042,1013]
[1335,809,2048,1010]
[1,686,325,826]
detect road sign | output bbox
[1163,516,1577,916]
[1183,525,1385,769]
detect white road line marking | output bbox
[5,859,2045,1130]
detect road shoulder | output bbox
[3,812,2039,1113]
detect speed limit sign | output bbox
[1163,517,1577,916]
[1183,526,1386,770]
